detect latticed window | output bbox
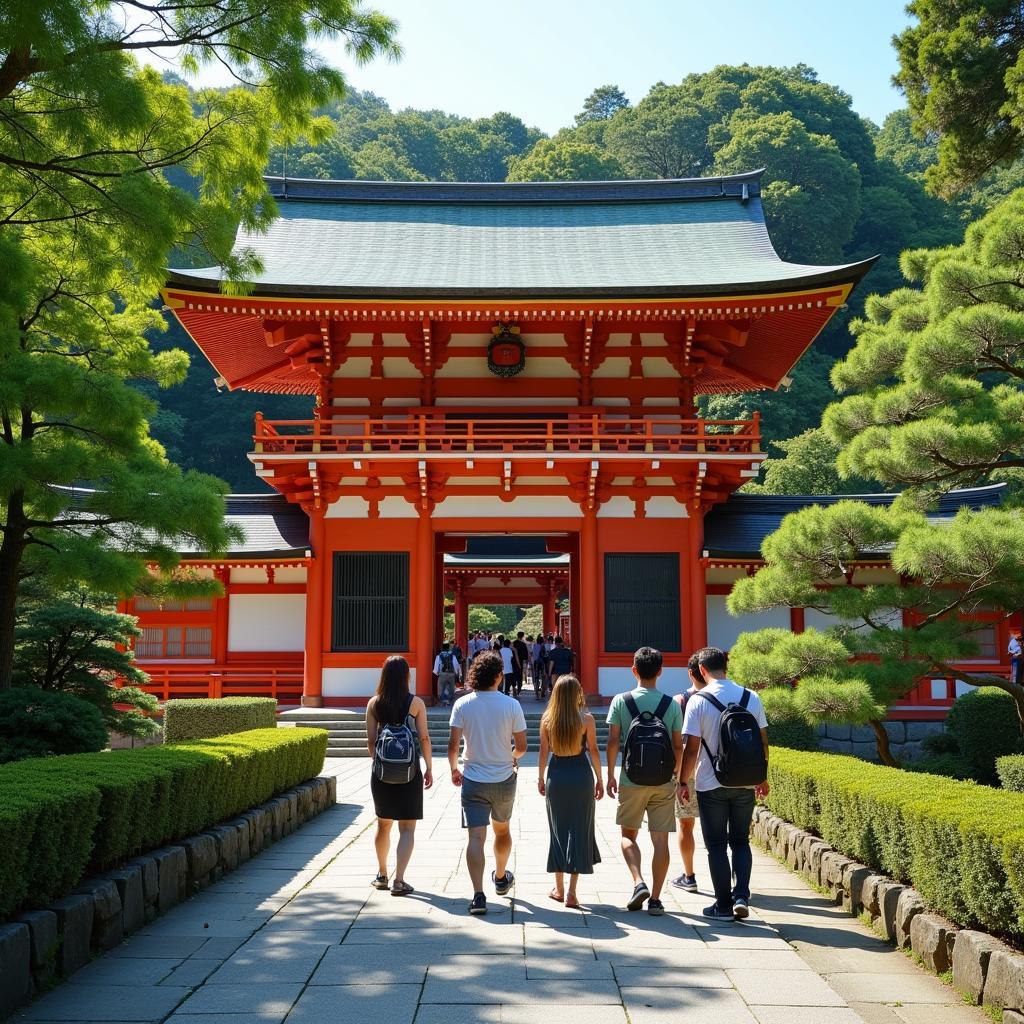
[134,596,214,612]
[136,626,212,658]
[604,553,681,653]
[332,552,409,651]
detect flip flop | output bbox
[565,897,582,910]
[391,881,414,897]
[548,888,564,903]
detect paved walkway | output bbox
[15,757,989,1024]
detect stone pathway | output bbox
[13,757,989,1024]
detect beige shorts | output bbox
[675,779,699,820]
[615,782,677,833]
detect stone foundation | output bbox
[816,719,945,762]
[752,805,1024,1018]
[0,775,337,1019]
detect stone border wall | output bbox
[0,775,337,1019]
[815,720,944,762]
[752,805,1024,1021]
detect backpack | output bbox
[621,693,676,786]
[695,689,767,788]
[373,694,418,785]
[438,650,455,674]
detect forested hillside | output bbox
[151,65,1019,491]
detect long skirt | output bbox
[545,752,601,874]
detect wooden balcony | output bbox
[253,412,761,459]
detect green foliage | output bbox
[908,752,975,780]
[765,748,1024,935]
[12,588,158,738]
[513,604,544,638]
[0,727,327,920]
[742,428,879,496]
[997,754,1024,791]
[894,0,1024,196]
[575,85,630,126]
[945,688,1024,785]
[758,686,820,750]
[507,138,625,182]
[163,697,278,742]
[0,687,108,763]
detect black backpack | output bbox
[696,689,767,787]
[438,651,455,673]
[373,694,418,785]
[621,693,676,786]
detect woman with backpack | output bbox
[365,656,433,896]
[537,673,603,909]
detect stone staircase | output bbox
[280,705,611,758]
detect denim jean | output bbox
[696,786,756,912]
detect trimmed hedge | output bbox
[944,687,1024,783]
[163,697,278,742]
[766,748,1024,937]
[998,755,1024,792]
[0,727,327,921]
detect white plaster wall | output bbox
[323,667,416,697]
[275,567,307,584]
[705,595,790,652]
[432,495,582,518]
[228,594,306,652]
[599,666,690,697]
[645,497,688,518]
[230,567,270,584]
[326,495,370,519]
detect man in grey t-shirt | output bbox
[680,646,769,921]
[449,650,528,916]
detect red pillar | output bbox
[302,506,326,707]
[686,509,707,653]
[542,581,558,636]
[213,566,230,665]
[579,507,600,698]
[455,580,468,653]
[415,507,435,701]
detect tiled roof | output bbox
[168,171,875,299]
[702,484,1007,559]
[212,494,310,558]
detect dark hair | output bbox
[467,651,503,690]
[441,641,450,651]
[374,656,411,724]
[517,631,524,639]
[687,652,701,683]
[502,637,511,648]
[694,647,728,674]
[633,646,663,680]
[554,635,564,646]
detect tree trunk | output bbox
[868,718,900,768]
[0,489,28,690]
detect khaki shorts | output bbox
[675,778,699,820]
[615,782,677,833]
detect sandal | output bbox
[565,896,582,910]
[548,888,564,903]
[391,881,414,897]
[372,873,389,890]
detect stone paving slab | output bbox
[12,755,995,1024]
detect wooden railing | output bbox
[133,664,304,704]
[254,412,761,457]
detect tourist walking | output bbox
[365,656,433,896]
[532,635,548,699]
[448,650,528,915]
[670,653,705,893]
[680,646,769,920]
[434,640,461,707]
[538,674,603,908]
[605,646,683,916]
[513,632,530,696]
[546,635,575,685]
[499,637,518,696]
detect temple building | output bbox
[124,172,1011,717]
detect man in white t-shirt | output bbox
[448,650,528,916]
[680,646,769,921]
[433,641,461,708]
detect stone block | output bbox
[1004,1011,1024,1024]
[821,851,854,899]
[905,721,944,742]
[106,865,145,936]
[285,792,299,834]
[51,893,94,976]
[851,740,882,763]
[825,723,852,740]
[18,910,57,985]
[874,880,905,942]
[894,888,926,949]
[850,725,877,743]
[269,797,288,841]
[884,721,906,743]
[843,864,873,915]
[182,833,219,890]
[0,922,31,1017]
[818,738,854,755]
[910,913,955,974]
[861,875,885,918]
[953,930,1007,1004]
[326,775,337,805]
[233,819,251,864]
[210,825,239,872]
[297,782,314,822]
[152,846,187,913]
[983,948,1024,1012]
[74,878,123,951]
[128,855,158,909]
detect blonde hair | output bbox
[541,674,586,756]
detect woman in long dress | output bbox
[365,656,433,895]
[537,673,603,908]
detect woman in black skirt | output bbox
[366,656,432,895]
[537,673,603,908]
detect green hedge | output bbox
[766,748,1024,937]
[997,755,1024,793]
[0,727,327,921]
[163,697,278,743]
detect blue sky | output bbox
[148,0,914,133]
